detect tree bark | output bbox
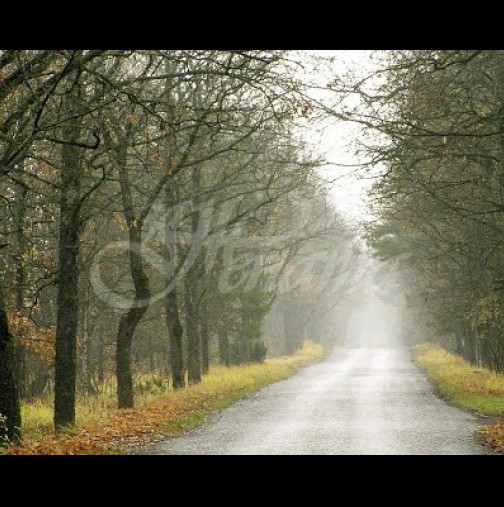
[185,166,204,384]
[185,278,201,384]
[163,59,186,390]
[217,327,230,367]
[165,289,185,389]
[164,184,185,389]
[81,287,96,396]
[0,282,21,444]
[14,183,27,398]
[54,122,82,430]
[200,298,209,374]
[116,300,148,409]
[116,151,151,409]
[97,323,105,385]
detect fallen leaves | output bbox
[4,341,326,455]
[8,400,188,455]
[481,421,504,453]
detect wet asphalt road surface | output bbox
[145,348,491,455]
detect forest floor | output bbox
[413,344,504,453]
[2,342,326,455]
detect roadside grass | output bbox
[413,343,504,452]
[3,341,326,455]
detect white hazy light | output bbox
[300,50,380,223]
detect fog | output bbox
[344,281,404,349]
[1,49,495,455]
[261,237,416,355]
[341,254,404,348]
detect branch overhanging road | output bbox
[144,348,491,455]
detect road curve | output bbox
[144,348,490,455]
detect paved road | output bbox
[145,348,490,455]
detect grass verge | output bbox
[3,341,326,455]
[413,343,504,453]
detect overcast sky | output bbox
[301,50,379,223]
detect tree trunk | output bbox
[283,308,303,356]
[82,321,96,396]
[147,334,156,372]
[81,282,96,395]
[165,289,185,389]
[97,323,105,385]
[13,184,27,398]
[200,299,209,374]
[116,151,151,409]
[162,60,187,389]
[184,167,204,384]
[185,279,201,384]
[116,305,148,409]
[115,227,150,408]
[27,367,50,401]
[164,185,185,389]
[0,282,21,444]
[217,327,230,367]
[54,123,82,430]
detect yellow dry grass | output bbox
[413,343,504,452]
[4,341,326,455]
